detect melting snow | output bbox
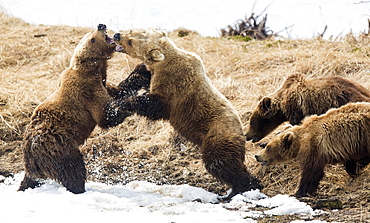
[0,173,326,223]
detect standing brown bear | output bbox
[255,102,370,197]
[18,24,118,193]
[246,73,370,143]
[106,29,262,199]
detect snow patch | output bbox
[0,173,326,223]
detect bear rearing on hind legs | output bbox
[106,29,262,200]
[18,24,117,193]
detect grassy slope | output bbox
[1,11,370,222]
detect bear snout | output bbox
[255,155,262,162]
[113,33,121,41]
[256,142,267,148]
[98,24,107,32]
[251,135,258,143]
[255,155,269,165]
[245,132,255,141]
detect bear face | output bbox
[246,97,287,142]
[72,24,116,64]
[255,130,299,165]
[113,29,167,64]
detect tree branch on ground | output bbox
[220,12,273,40]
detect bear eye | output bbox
[128,39,133,46]
[91,38,95,43]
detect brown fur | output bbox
[246,73,370,142]
[255,102,370,197]
[18,24,116,193]
[108,63,152,100]
[106,29,262,199]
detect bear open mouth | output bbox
[114,45,125,53]
[260,160,269,165]
[105,35,116,45]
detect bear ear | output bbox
[282,131,294,148]
[150,49,165,61]
[260,97,271,112]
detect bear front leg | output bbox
[104,93,169,127]
[295,165,325,197]
[103,100,133,128]
[105,81,121,99]
[115,63,151,100]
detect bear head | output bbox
[254,130,299,165]
[113,29,170,64]
[71,24,116,64]
[246,97,287,142]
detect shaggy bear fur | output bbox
[106,29,262,199]
[246,73,370,143]
[18,24,117,193]
[108,63,151,100]
[255,102,370,197]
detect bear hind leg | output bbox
[55,155,86,194]
[18,173,44,191]
[344,156,370,178]
[201,140,263,200]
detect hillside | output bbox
[1,11,370,222]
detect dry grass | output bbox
[1,10,370,222]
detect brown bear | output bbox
[255,102,370,197]
[105,29,262,199]
[246,73,370,143]
[18,24,118,194]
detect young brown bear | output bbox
[106,29,262,199]
[255,102,370,197]
[246,73,370,143]
[18,24,117,194]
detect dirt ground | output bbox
[1,10,370,222]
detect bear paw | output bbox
[103,100,132,127]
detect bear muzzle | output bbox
[95,24,116,46]
[98,24,107,32]
[113,33,126,53]
[113,33,121,41]
[255,155,270,165]
[246,132,260,143]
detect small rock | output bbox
[313,198,343,210]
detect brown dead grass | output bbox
[1,10,370,222]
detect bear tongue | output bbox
[114,45,125,53]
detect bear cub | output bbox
[255,102,370,197]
